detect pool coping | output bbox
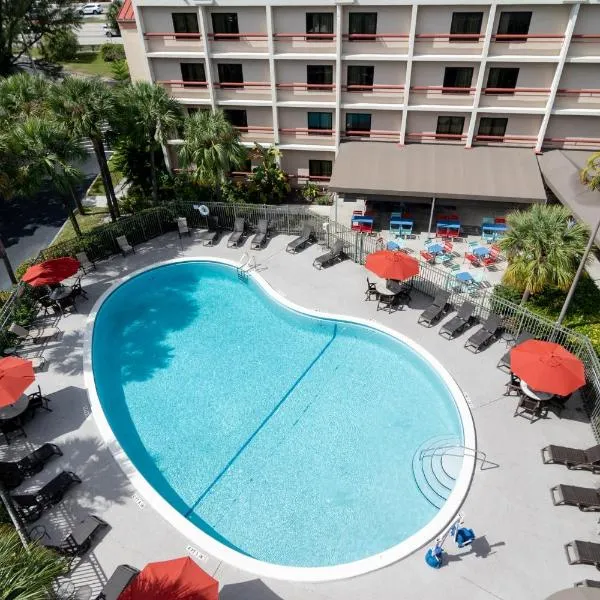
[83,257,476,583]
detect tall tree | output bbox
[115,82,182,204]
[48,77,120,221]
[106,0,124,35]
[580,151,600,191]
[179,110,247,186]
[499,204,589,304]
[0,0,81,75]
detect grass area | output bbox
[53,206,110,245]
[88,155,123,196]
[62,51,113,77]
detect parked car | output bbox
[103,24,121,37]
[79,3,103,14]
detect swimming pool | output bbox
[85,258,475,581]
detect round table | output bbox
[520,381,554,402]
[375,281,394,297]
[49,286,73,302]
[473,246,489,258]
[0,393,30,421]
[428,243,443,254]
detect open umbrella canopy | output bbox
[22,257,80,287]
[119,557,218,600]
[0,357,35,408]
[365,250,419,281]
[510,340,586,396]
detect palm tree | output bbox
[499,204,589,304]
[0,73,50,125]
[581,151,600,191]
[0,524,69,599]
[115,82,182,204]
[48,77,120,221]
[179,110,247,186]
[9,117,86,237]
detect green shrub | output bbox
[100,43,125,62]
[119,186,153,214]
[41,29,79,62]
[315,194,333,206]
[15,258,36,282]
[111,59,130,82]
[301,181,321,202]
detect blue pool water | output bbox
[92,261,464,567]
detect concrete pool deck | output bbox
[3,230,599,599]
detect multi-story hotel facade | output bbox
[117,0,600,213]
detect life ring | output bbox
[198,204,209,216]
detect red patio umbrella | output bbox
[510,339,585,396]
[119,557,218,600]
[22,257,80,287]
[0,357,35,408]
[365,250,419,281]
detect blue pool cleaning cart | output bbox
[425,513,476,569]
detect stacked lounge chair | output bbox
[464,313,503,352]
[418,291,451,326]
[228,218,246,248]
[313,240,345,270]
[565,540,600,569]
[251,219,269,249]
[286,225,315,253]
[95,564,140,600]
[551,484,600,511]
[439,301,476,339]
[0,444,62,489]
[542,444,600,473]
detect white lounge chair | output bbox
[116,236,134,257]
[9,322,61,344]
[76,252,95,274]
[177,217,190,238]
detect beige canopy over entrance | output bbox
[328,142,547,204]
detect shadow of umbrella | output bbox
[220,579,284,600]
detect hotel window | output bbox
[223,109,248,128]
[172,13,199,35]
[307,112,333,135]
[436,116,465,136]
[217,64,243,88]
[450,12,483,41]
[180,63,206,87]
[348,12,377,40]
[442,67,473,94]
[309,160,333,178]
[347,66,374,89]
[478,117,508,137]
[345,113,371,133]
[306,65,333,90]
[497,12,532,41]
[486,68,519,94]
[306,13,334,40]
[211,13,239,39]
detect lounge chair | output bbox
[313,240,344,270]
[251,219,269,249]
[514,395,546,423]
[198,216,220,246]
[0,443,62,489]
[95,564,140,600]
[12,471,81,523]
[0,420,26,445]
[227,218,246,248]
[286,225,315,253]
[565,540,600,570]
[38,515,108,557]
[9,322,61,344]
[116,236,134,256]
[497,331,535,370]
[76,252,95,274]
[551,484,600,511]
[464,314,503,352]
[542,444,600,473]
[418,291,451,326]
[176,217,190,238]
[439,301,476,339]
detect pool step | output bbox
[412,435,463,510]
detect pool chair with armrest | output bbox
[514,395,546,423]
[497,331,535,370]
[35,515,109,557]
[313,240,345,270]
[420,251,435,264]
[464,314,503,352]
[542,444,600,473]
[439,301,477,339]
[418,291,451,326]
[251,219,269,249]
[116,236,134,257]
[95,564,140,600]
[198,216,220,246]
[0,443,62,489]
[228,218,246,248]
[176,217,190,238]
[551,485,600,512]
[9,322,61,344]
[565,540,600,570]
[286,225,315,253]
[365,278,378,301]
[76,252,95,274]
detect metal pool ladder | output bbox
[237,253,256,280]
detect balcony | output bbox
[342,84,404,105]
[473,134,537,147]
[568,34,600,59]
[144,32,203,54]
[157,80,211,102]
[478,87,550,109]
[278,128,336,147]
[413,33,483,57]
[342,33,409,56]
[488,34,564,57]
[554,88,600,111]
[214,81,272,102]
[342,129,400,141]
[543,135,600,149]
[208,32,268,54]
[234,126,275,144]
[276,83,335,103]
[274,33,336,55]
[409,86,475,107]
[405,132,466,144]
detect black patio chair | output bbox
[95,564,140,600]
[497,331,535,370]
[24,386,52,420]
[514,395,546,423]
[286,225,315,253]
[33,514,109,557]
[0,443,62,489]
[198,216,220,246]
[313,240,345,270]
[418,290,451,326]
[464,314,503,352]
[439,301,477,339]
[227,218,246,248]
[365,278,378,301]
[251,219,270,249]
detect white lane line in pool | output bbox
[186,545,208,562]
[131,493,146,509]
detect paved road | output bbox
[77,21,120,46]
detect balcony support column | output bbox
[535,3,580,153]
[197,5,216,111]
[266,5,280,145]
[400,4,418,145]
[334,3,343,153]
[132,2,153,81]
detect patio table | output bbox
[520,380,554,402]
[428,243,444,254]
[0,393,29,421]
[473,246,489,258]
[455,271,474,283]
[49,286,73,302]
